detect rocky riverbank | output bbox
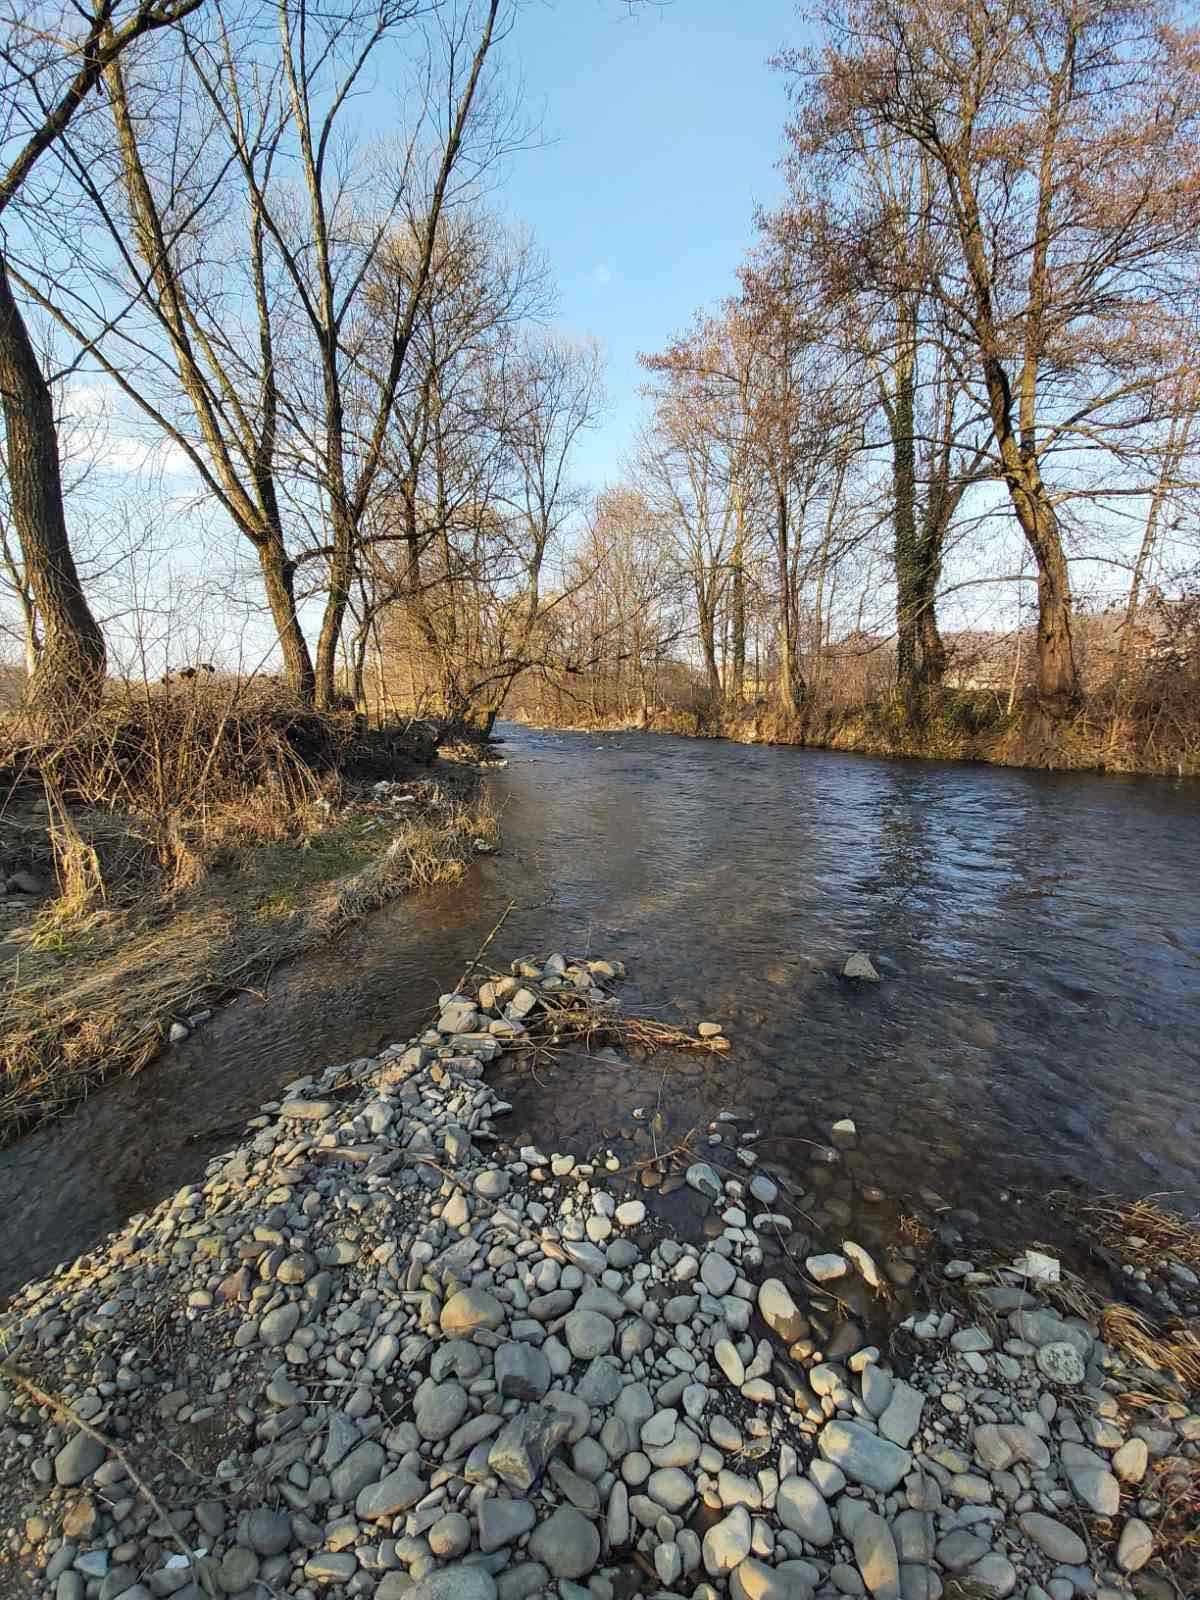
[1,955,1197,1600]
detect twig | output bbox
[454,898,516,996]
[0,1360,217,1595]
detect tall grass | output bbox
[0,676,490,1139]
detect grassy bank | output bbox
[512,686,1200,778]
[0,688,499,1141]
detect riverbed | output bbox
[3,724,1198,1296]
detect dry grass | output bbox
[0,675,473,1138]
[1076,1193,1200,1271]
[504,984,732,1066]
[0,783,496,1141]
[897,1213,935,1250]
[515,663,1200,777]
[1037,1268,1104,1325]
[1100,1301,1200,1392]
[1150,1454,1200,1580]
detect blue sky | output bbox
[496,0,802,487]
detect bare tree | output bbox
[17,0,510,705]
[797,0,1200,715]
[0,0,201,719]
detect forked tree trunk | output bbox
[0,262,105,722]
[257,538,315,702]
[1018,482,1077,713]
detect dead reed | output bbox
[1075,1193,1200,1272]
[501,985,732,1067]
[0,757,496,1141]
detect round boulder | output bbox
[528,1506,601,1579]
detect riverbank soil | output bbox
[1,956,1196,1600]
[0,731,498,1143]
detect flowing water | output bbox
[3,724,1199,1297]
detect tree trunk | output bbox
[916,590,947,691]
[697,597,722,704]
[1025,491,1077,712]
[891,306,922,716]
[314,500,354,709]
[730,486,746,702]
[1115,405,1192,684]
[0,260,105,722]
[774,489,802,719]
[256,538,314,702]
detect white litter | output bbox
[1013,1248,1061,1283]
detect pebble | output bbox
[564,1309,615,1359]
[758,1278,807,1343]
[52,1433,105,1488]
[715,1339,746,1387]
[852,1508,899,1600]
[1112,1436,1149,1483]
[441,1287,505,1333]
[2,946,1190,1600]
[1116,1517,1153,1572]
[806,1253,848,1282]
[703,1505,753,1575]
[776,1477,833,1546]
[819,1422,912,1492]
[527,1506,600,1579]
[1018,1513,1087,1565]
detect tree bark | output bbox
[730,486,747,702]
[0,261,105,721]
[774,489,803,719]
[890,303,922,715]
[1115,404,1192,684]
[257,537,314,702]
[697,597,722,704]
[947,147,1079,714]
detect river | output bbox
[2,723,1198,1297]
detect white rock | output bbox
[806,1253,848,1282]
[714,1339,746,1387]
[1012,1248,1061,1283]
[1117,1518,1153,1573]
[843,1240,882,1288]
[702,1505,753,1576]
[842,952,879,981]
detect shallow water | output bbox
[3,724,1198,1297]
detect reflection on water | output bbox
[2,725,1198,1296]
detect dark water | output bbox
[3,724,1198,1296]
